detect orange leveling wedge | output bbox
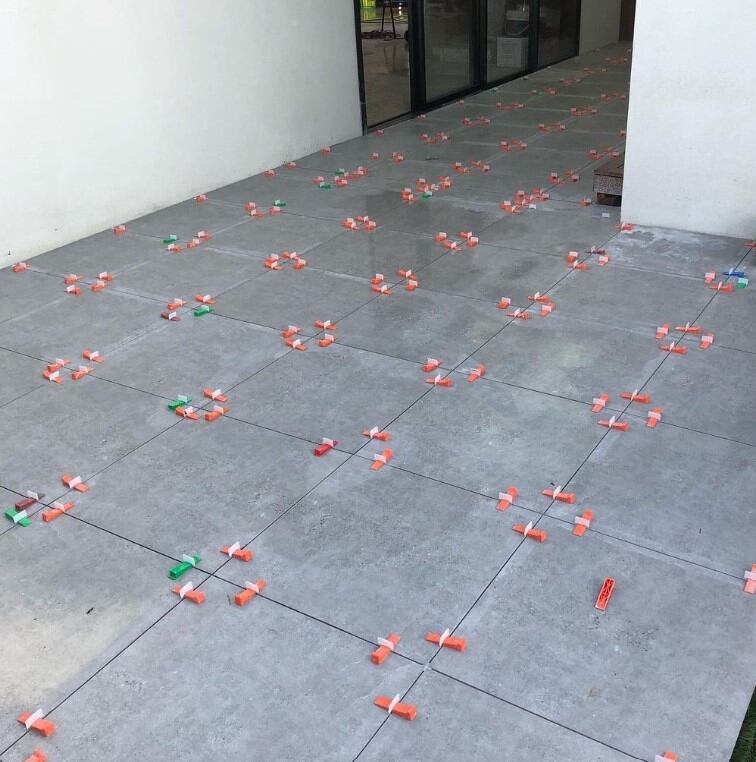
[371,633,401,664]
[374,695,416,721]
[595,578,615,611]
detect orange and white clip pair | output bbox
[371,448,393,471]
[62,474,89,492]
[656,323,670,339]
[220,542,252,562]
[363,426,390,442]
[113,224,127,234]
[205,404,229,422]
[176,405,200,420]
[195,194,208,203]
[17,709,55,737]
[372,282,392,295]
[497,486,518,511]
[314,318,336,331]
[372,633,401,664]
[512,520,547,542]
[659,341,687,355]
[285,336,307,351]
[709,281,734,293]
[620,389,650,404]
[675,322,700,335]
[598,415,629,431]
[528,291,552,304]
[374,694,416,721]
[426,628,466,651]
[25,749,47,761]
[646,407,663,428]
[42,500,75,522]
[542,486,575,503]
[422,358,441,372]
[508,308,529,320]
[465,364,486,383]
[654,752,678,762]
[12,262,29,272]
[744,565,756,594]
[592,393,609,412]
[235,579,266,606]
[700,332,715,349]
[172,580,205,604]
[204,388,229,403]
[426,374,453,388]
[498,297,511,310]
[459,231,479,247]
[195,294,215,305]
[72,365,93,381]
[82,349,103,364]
[573,510,593,536]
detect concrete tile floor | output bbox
[2,43,754,762]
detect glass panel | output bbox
[360,1,411,126]
[423,0,476,102]
[538,0,580,67]
[486,1,532,82]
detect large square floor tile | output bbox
[360,670,635,762]
[0,518,193,750]
[363,378,605,508]
[71,417,349,562]
[552,421,756,576]
[468,315,664,406]
[96,314,286,398]
[643,344,756,445]
[306,228,442,282]
[113,246,266,302]
[27,229,159,277]
[215,267,374,334]
[337,287,510,366]
[231,343,427,452]
[5,577,421,762]
[551,262,712,334]
[0,377,173,498]
[219,459,530,660]
[126,198,249,240]
[0,349,46,408]
[606,225,747,278]
[0,289,165,362]
[480,201,618,255]
[433,517,756,762]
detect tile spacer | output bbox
[203,388,229,403]
[25,750,47,762]
[235,579,266,606]
[426,374,453,387]
[17,710,55,736]
[220,542,252,562]
[674,323,701,334]
[42,500,75,522]
[168,395,191,411]
[15,492,44,511]
[172,580,205,604]
[193,305,214,317]
[598,415,629,431]
[204,405,229,422]
[498,297,511,310]
[595,577,615,610]
[465,365,486,383]
[700,332,715,349]
[168,554,201,580]
[659,341,687,354]
[421,358,441,372]
[371,448,393,471]
[374,694,416,721]
[573,510,593,536]
[62,474,89,492]
[372,283,393,295]
[363,427,390,442]
[113,224,127,234]
[195,293,215,305]
[5,508,31,526]
[647,408,663,428]
[313,438,338,456]
[508,308,530,320]
[426,628,466,651]
[542,486,575,503]
[161,310,181,321]
[512,521,547,542]
[655,754,677,762]
[539,303,554,316]
[13,262,29,272]
[281,326,300,339]
[496,486,519,511]
[285,336,307,350]
[591,393,609,413]
[744,564,756,594]
[314,319,337,331]
[371,633,401,664]
[82,349,104,363]
[318,333,336,348]
[42,367,64,383]
[620,390,650,404]
[175,405,200,420]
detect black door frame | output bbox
[354,0,582,131]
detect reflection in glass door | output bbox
[486,1,533,82]
[537,0,580,67]
[423,0,477,102]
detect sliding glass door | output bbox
[537,0,580,67]
[486,1,534,83]
[422,0,477,102]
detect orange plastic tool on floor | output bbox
[497,486,518,511]
[542,486,575,503]
[573,510,593,536]
[512,521,547,542]
[426,628,467,651]
[374,695,416,720]
[744,564,756,594]
[235,579,266,606]
[371,633,401,664]
[17,710,55,737]
[595,578,615,610]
